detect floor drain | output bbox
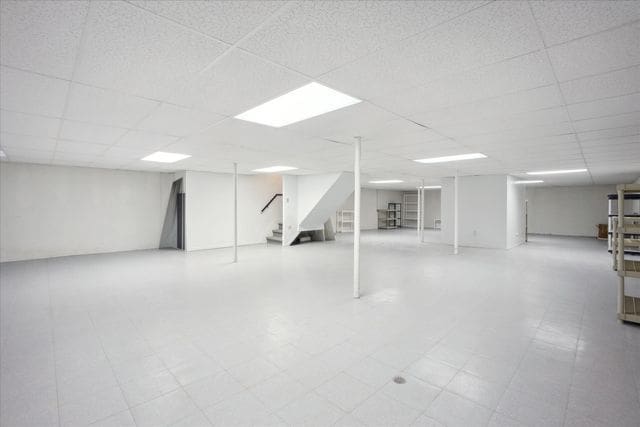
[393,376,406,384]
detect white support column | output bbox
[233,162,238,263]
[420,179,425,243]
[353,137,361,298]
[454,170,459,255]
[417,183,422,236]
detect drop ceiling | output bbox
[0,0,638,189]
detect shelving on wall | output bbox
[336,210,354,233]
[608,193,640,255]
[378,203,401,229]
[402,192,418,228]
[611,184,640,325]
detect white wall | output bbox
[525,184,615,237]
[0,162,173,262]
[423,189,441,229]
[185,171,282,251]
[506,176,526,249]
[337,188,404,230]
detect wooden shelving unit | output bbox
[607,193,640,255]
[402,192,418,228]
[378,202,401,229]
[336,210,354,233]
[612,184,640,324]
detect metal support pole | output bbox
[420,179,425,243]
[417,183,422,236]
[353,137,361,298]
[617,187,625,316]
[233,162,238,263]
[454,170,459,255]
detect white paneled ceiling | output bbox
[0,0,638,187]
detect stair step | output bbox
[266,235,282,243]
[272,229,282,236]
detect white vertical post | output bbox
[454,170,459,255]
[233,162,238,263]
[420,179,425,243]
[417,183,422,236]
[353,137,361,298]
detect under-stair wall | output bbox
[282,172,354,246]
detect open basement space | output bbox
[1,1,640,426]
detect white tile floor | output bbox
[1,230,639,426]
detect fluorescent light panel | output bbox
[141,151,190,163]
[369,179,403,184]
[514,180,543,184]
[526,168,587,175]
[253,166,298,173]
[414,153,487,164]
[235,82,361,127]
[418,185,442,189]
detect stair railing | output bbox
[261,193,282,213]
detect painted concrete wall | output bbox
[0,162,173,262]
[184,171,282,251]
[525,184,615,237]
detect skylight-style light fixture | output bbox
[252,166,298,173]
[141,152,191,163]
[526,169,587,175]
[235,82,361,127]
[414,153,487,164]
[514,180,544,184]
[369,179,403,184]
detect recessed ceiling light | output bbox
[252,166,298,173]
[418,185,442,189]
[514,180,544,184]
[414,153,487,164]
[235,82,361,127]
[141,152,191,163]
[526,168,587,175]
[369,180,404,184]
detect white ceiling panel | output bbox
[572,112,640,133]
[240,1,486,77]
[136,104,225,137]
[0,0,88,79]
[580,134,639,148]
[547,23,640,82]
[567,93,640,121]
[578,126,639,142]
[0,132,57,151]
[0,67,69,117]
[101,146,155,162]
[560,66,640,105]
[64,84,159,128]
[130,1,286,44]
[0,110,60,138]
[1,147,53,162]
[168,49,309,116]
[458,122,575,146]
[530,0,640,47]
[53,151,100,163]
[73,1,227,101]
[59,120,128,145]
[115,130,178,151]
[55,140,109,155]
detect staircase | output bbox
[266,223,283,244]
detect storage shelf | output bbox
[619,296,640,324]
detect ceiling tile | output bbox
[0,110,60,138]
[547,23,640,82]
[59,120,128,145]
[567,93,640,121]
[74,1,228,100]
[115,130,179,151]
[0,66,69,117]
[0,0,88,79]
[1,147,53,162]
[579,135,639,148]
[0,132,57,151]
[168,49,309,116]
[240,1,486,77]
[130,1,286,44]
[136,104,225,137]
[64,83,159,128]
[55,140,109,155]
[578,126,639,142]
[560,66,640,104]
[572,112,640,133]
[530,0,640,46]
